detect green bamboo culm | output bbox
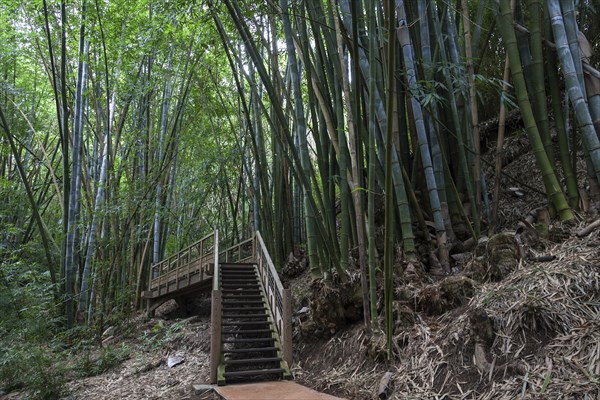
[496,0,574,220]
[383,0,396,359]
[367,0,380,329]
[547,0,600,185]
[396,0,449,271]
[529,0,555,166]
[338,0,416,261]
[543,3,579,207]
[427,1,480,236]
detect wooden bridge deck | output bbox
[214,381,347,400]
[142,233,216,315]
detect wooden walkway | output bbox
[149,231,341,399]
[146,229,293,385]
[214,381,346,400]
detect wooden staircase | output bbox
[218,263,291,384]
[145,229,292,385]
[208,231,293,385]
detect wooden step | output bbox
[221,278,259,283]
[220,270,257,274]
[222,300,264,305]
[222,321,271,326]
[223,329,273,335]
[223,357,281,365]
[222,307,267,313]
[222,286,260,290]
[223,368,285,378]
[220,274,257,280]
[222,289,261,294]
[221,266,256,271]
[222,295,263,300]
[222,314,268,319]
[223,347,278,354]
[223,337,276,344]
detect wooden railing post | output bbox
[213,227,219,290]
[210,289,221,384]
[210,226,221,384]
[282,288,292,367]
[252,231,257,263]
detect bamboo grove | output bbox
[1,0,599,350]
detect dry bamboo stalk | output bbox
[577,218,600,237]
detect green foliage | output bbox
[0,344,66,399]
[137,320,185,351]
[75,344,132,378]
[0,254,65,397]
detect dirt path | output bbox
[63,314,213,400]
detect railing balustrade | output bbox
[148,231,216,297]
[152,228,291,383]
[219,236,255,263]
[253,231,292,368]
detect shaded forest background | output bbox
[1,0,600,398]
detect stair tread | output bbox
[222,314,269,318]
[221,272,256,275]
[223,368,285,377]
[221,277,257,280]
[223,337,276,343]
[223,329,273,334]
[222,321,271,326]
[222,300,264,305]
[222,307,267,312]
[222,286,260,289]
[223,357,281,365]
[223,347,278,353]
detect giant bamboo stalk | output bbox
[338,0,416,260]
[547,0,600,185]
[544,7,579,207]
[529,0,554,165]
[383,0,396,358]
[69,7,89,319]
[396,0,449,271]
[461,0,483,228]
[497,0,573,220]
[367,0,378,327]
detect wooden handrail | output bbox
[212,227,219,291]
[148,231,216,296]
[210,229,292,378]
[210,227,221,384]
[219,236,254,263]
[254,231,291,366]
[255,231,284,293]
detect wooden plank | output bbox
[282,289,292,367]
[215,381,347,400]
[210,289,222,384]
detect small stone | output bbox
[102,335,115,346]
[192,384,213,396]
[102,326,115,337]
[296,306,310,315]
[167,354,185,368]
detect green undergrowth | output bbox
[0,249,189,399]
[0,253,129,399]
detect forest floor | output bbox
[3,129,600,400]
[46,212,599,400]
